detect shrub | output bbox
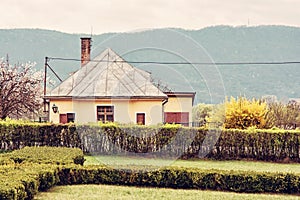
[0,147,299,199]
[224,96,267,129]
[0,146,84,200]
[6,146,85,165]
[0,121,81,150]
[0,121,299,162]
[0,163,61,200]
[56,165,300,194]
[265,101,300,129]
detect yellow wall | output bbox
[49,100,74,123]
[49,97,193,126]
[49,98,163,125]
[128,100,163,125]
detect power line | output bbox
[47,57,300,66]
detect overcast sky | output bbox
[0,0,299,34]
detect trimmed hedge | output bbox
[0,121,299,162]
[2,164,298,200]
[79,125,300,162]
[0,146,84,200]
[205,129,300,162]
[0,147,299,199]
[57,165,300,194]
[0,164,60,200]
[0,121,80,150]
[5,146,85,165]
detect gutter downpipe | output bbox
[162,98,168,124]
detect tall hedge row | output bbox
[0,121,80,150]
[0,122,299,162]
[78,124,300,162]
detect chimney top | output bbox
[81,37,91,67]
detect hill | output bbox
[0,26,299,103]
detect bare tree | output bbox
[265,100,300,129]
[0,59,43,120]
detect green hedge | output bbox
[5,146,85,165]
[0,164,60,200]
[57,165,300,194]
[0,121,80,150]
[0,147,299,199]
[0,146,84,200]
[3,163,299,200]
[0,121,299,162]
[79,125,300,162]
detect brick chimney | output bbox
[81,37,91,67]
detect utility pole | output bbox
[6,54,9,66]
[43,57,49,121]
[44,57,48,98]
[42,56,63,121]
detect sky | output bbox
[0,0,299,34]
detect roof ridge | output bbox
[48,48,167,98]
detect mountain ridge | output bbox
[0,25,299,103]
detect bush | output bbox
[79,124,300,162]
[0,121,80,150]
[0,146,299,199]
[5,146,85,165]
[224,96,267,129]
[56,165,300,194]
[0,146,84,200]
[0,164,60,200]
[0,121,299,162]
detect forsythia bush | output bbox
[225,96,267,129]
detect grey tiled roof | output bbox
[46,48,167,99]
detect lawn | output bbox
[84,155,300,174]
[34,155,300,199]
[34,184,299,200]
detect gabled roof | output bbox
[46,48,167,99]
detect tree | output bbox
[192,103,213,126]
[265,100,300,129]
[0,59,43,120]
[224,96,267,129]
[208,103,226,128]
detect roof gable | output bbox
[47,48,167,99]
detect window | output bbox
[164,112,189,126]
[136,113,145,125]
[67,113,75,123]
[97,106,114,122]
[60,113,75,124]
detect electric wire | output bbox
[47,57,300,66]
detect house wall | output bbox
[164,96,193,126]
[49,99,163,125]
[129,100,163,125]
[49,100,74,123]
[73,100,96,123]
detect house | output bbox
[44,38,195,126]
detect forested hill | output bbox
[0,25,299,103]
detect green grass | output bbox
[34,155,300,199]
[34,184,300,200]
[85,155,300,174]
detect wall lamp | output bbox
[52,104,59,113]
